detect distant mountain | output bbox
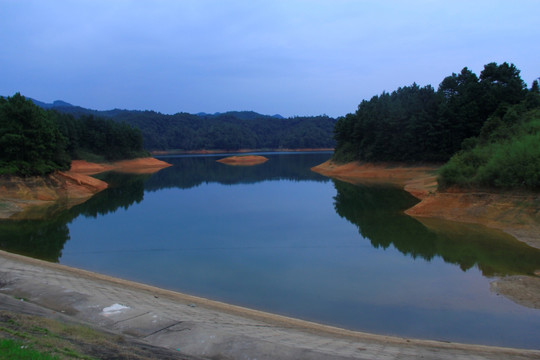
[25,96,336,151]
[28,98,74,109]
[196,111,284,120]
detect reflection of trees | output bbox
[145,153,331,191]
[0,172,149,262]
[0,213,71,262]
[78,172,149,218]
[0,153,330,262]
[332,180,540,276]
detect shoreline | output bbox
[151,148,334,156]
[311,159,540,312]
[1,249,538,359]
[0,157,171,219]
[311,160,540,249]
[216,155,269,166]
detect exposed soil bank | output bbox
[311,160,440,199]
[312,160,540,310]
[70,157,172,175]
[406,190,540,250]
[0,171,108,220]
[0,157,171,219]
[216,155,269,166]
[312,160,540,248]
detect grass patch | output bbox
[0,310,180,359]
[0,338,59,359]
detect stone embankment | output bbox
[1,250,538,360]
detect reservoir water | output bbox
[1,152,540,348]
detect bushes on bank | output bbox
[438,107,540,190]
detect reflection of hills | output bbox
[0,212,71,262]
[0,172,149,262]
[0,154,331,262]
[144,153,331,191]
[332,180,540,276]
[78,172,149,218]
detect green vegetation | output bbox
[439,95,540,190]
[0,338,60,360]
[34,102,337,151]
[0,93,147,176]
[0,93,70,176]
[333,62,529,163]
[0,310,181,359]
[333,62,540,191]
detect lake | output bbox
[1,152,540,349]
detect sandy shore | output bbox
[1,250,538,359]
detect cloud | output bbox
[1,0,539,117]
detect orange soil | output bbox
[1,157,171,219]
[312,160,540,249]
[311,160,439,199]
[0,172,108,219]
[217,155,269,166]
[70,157,172,175]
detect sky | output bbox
[1,0,539,118]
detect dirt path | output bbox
[0,250,538,359]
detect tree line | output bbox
[48,106,337,151]
[0,93,147,176]
[332,62,540,190]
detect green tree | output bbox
[479,62,527,117]
[0,93,70,176]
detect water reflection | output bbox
[332,180,540,276]
[0,213,71,262]
[145,152,330,190]
[1,153,540,278]
[0,172,150,261]
[0,153,331,261]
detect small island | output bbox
[217,155,268,166]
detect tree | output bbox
[0,93,70,176]
[479,62,527,116]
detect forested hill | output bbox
[0,93,147,176]
[29,100,336,151]
[333,61,540,190]
[333,62,536,163]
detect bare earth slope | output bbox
[0,157,171,219]
[216,155,269,166]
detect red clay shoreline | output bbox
[311,160,540,250]
[216,155,269,166]
[0,157,171,219]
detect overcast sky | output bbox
[1,1,539,117]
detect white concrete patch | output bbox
[101,303,129,316]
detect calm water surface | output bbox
[1,152,540,348]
